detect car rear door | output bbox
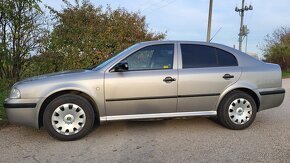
[177,44,242,112]
[105,44,178,117]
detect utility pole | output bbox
[206,0,213,42]
[245,35,248,53]
[244,25,250,53]
[235,0,253,51]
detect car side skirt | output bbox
[100,111,217,122]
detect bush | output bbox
[264,45,290,71]
[0,79,12,120]
[263,27,290,71]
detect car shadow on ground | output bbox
[89,117,225,137]
[1,116,226,142]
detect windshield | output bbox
[91,44,139,71]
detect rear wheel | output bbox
[217,91,257,130]
[43,94,95,141]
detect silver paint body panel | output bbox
[177,67,241,112]
[4,41,285,128]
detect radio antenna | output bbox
[209,27,222,42]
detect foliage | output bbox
[0,0,49,81]
[25,0,166,75]
[263,27,290,71]
[0,79,11,120]
[282,71,290,78]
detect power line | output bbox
[141,0,176,13]
[156,0,177,11]
[138,0,151,8]
[141,0,169,12]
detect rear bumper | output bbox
[4,98,40,128]
[259,88,285,111]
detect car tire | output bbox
[43,94,95,141]
[217,91,257,130]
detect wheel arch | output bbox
[38,90,100,127]
[217,87,261,112]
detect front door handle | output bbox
[223,74,234,80]
[163,76,176,83]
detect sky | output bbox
[42,0,290,55]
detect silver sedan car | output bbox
[4,41,285,141]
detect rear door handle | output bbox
[223,74,234,80]
[163,76,176,83]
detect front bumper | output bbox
[4,98,41,128]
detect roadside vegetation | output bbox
[283,71,290,78]
[0,91,8,121]
[0,79,10,121]
[263,27,290,74]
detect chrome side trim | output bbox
[100,117,106,122]
[100,111,217,122]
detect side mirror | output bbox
[114,61,128,72]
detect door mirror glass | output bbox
[113,61,129,72]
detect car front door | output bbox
[177,44,242,112]
[104,44,178,117]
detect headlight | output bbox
[9,88,21,99]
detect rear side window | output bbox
[181,44,238,68]
[216,48,238,67]
[181,44,217,68]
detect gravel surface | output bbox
[0,79,289,163]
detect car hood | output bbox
[17,69,92,84]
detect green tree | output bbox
[0,0,48,81]
[38,0,165,73]
[263,27,290,71]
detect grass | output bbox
[0,79,11,122]
[282,71,290,78]
[0,88,9,121]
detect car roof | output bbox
[139,40,227,48]
[137,40,263,67]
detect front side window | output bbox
[124,44,174,71]
[181,44,238,68]
[93,44,139,70]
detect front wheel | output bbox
[217,91,257,130]
[43,94,95,141]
